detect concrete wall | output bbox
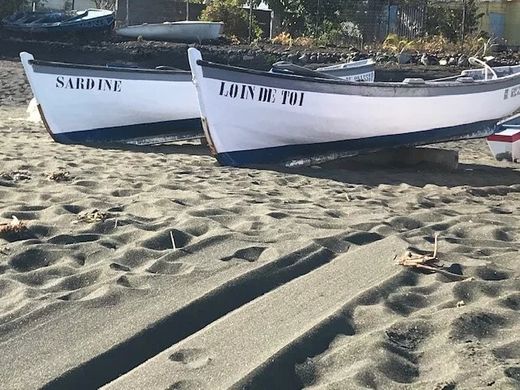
[504,0,520,46]
[478,0,520,46]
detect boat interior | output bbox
[460,64,520,80]
[269,56,520,85]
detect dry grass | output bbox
[271,32,293,46]
[380,33,496,57]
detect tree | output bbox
[200,0,261,40]
[424,0,483,42]
[94,0,117,10]
[265,0,344,36]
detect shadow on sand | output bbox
[287,161,520,188]
[76,141,519,189]
[78,140,211,157]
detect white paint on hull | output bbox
[116,21,224,42]
[188,49,520,157]
[20,52,200,136]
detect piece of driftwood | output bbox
[77,209,108,223]
[398,234,467,280]
[0,216,27,234]
[47,170,71,182]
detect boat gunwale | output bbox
[29,59,191,76]
[196,59,520,90]
[119,21,224,28]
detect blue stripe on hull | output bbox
[215,119,498,167]
[51,118,203,144]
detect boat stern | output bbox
[487,114,520,162]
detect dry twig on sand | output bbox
[170,231,177,250]
[398,234,467,280]
[77,209,109,223]
[0,216,27,235]
[47,170,71,182]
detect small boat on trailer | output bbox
[188,48,520,167]
[2,9,114,35]
[20,52,202,145]
[487,114,520,162]
[116,21,224,42]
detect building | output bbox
[478,0,520,46]
[43,0,99,10]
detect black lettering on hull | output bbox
[218,81,304,107]
[55,76,123,93]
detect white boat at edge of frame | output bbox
[19,52,375,145]
[20,52,203,144]
[116,21,224,42]
[188,48,520,167]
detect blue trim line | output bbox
[51,118,203,144]
[215,119,498,166]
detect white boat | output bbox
[20,52,202,144]
[116,21,224,42]
[316,59,375,82]
[271,59,375,82]
[188,48,520,166]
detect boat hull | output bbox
[116,21,224,42]
[188,49,520,166]
[3,9,114,34]
[20,52,203,145]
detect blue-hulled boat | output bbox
[2,8,115,35]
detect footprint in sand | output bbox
[8,248,61,272]
[110,262,131,272]
[116,274,149,289]
[141,229,193,251]
[146,260,194,275]
[221,246,267,262]
[449,310,509,340]
[48,234,100,245]
[166,380,203,390]
[498,293,520,311]
[169,348,212,369]
[493,340,520,360]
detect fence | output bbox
[307,0,480,45]
[337,1,436,43]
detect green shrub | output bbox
[200,0,260,41]
[424,0,483,42]
[315,21,363,47]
